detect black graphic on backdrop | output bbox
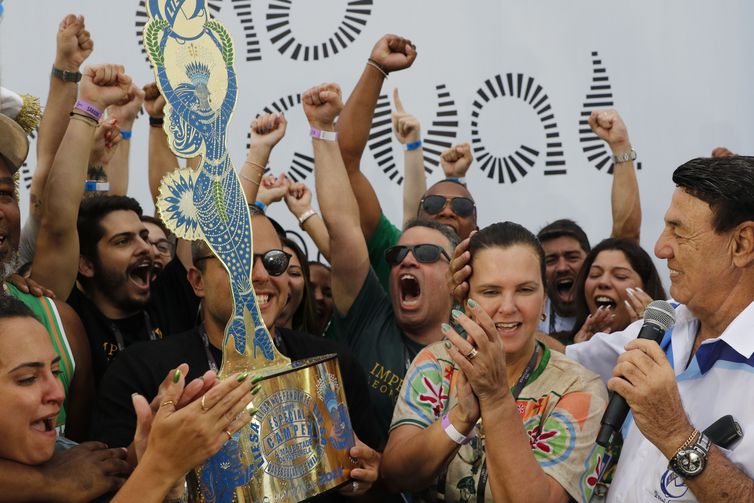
[578,51,641,173]
[136,1,371,63]
[471,73,566,183]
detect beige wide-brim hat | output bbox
[0,113,29,174]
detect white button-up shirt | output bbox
[567,301,754,502]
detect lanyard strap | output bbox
[476,343,541,503]
[111,312,157,352]
[198,323,220,372]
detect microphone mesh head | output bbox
[644,300,676,331]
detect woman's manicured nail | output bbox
[467,298,477,308]
[626,287,635,296]
[251,384,262,395]
[451,309,463,319]
[441,323,451,332]
[237,372,249,382]
[251,375,264,384]
[249,407,259,417]
[172,369,181,383]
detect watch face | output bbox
[679,449,704,476]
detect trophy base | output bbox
[190,354,358,503]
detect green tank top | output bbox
[6,284,74,427]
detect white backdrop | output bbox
[2,0,754,283]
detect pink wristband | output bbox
[74,99,103,121]
[310,126,338,142]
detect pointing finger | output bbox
[393,87,405,113]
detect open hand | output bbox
[573,306,615,343]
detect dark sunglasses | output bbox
[384,244,451,266]
[420,195,475,218]
[195,249,292,276]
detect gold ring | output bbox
[160,400,175,408]
[225,430,233,441]
[201,394,208,412]
[466,347,478,360]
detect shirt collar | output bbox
[710,300,754,359]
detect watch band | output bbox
[310,126,338,142]
[612,148,637,164]
[441,413,472,445]
[51,66,82,83]
[669,430,710,480]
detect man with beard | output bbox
[305,82,458,444]
[70,195,198,384]
[537,109,641,340]
[90,212,384,501]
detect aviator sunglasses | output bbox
[195,249,292,276]
[384,244,451,266]
[420,195,476,218]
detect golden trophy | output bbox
[143,1,357,501]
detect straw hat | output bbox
[0,87,40,174]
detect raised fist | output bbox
[302,83,343,129]
[284,182,313,219]
[441,143,473,178]
[257,174,290,206]
[143,82,166,118]
[250,112,287,151]
[391,88,420,145]
[80,65,133,112]
[370,35,417,73]
[107,83,145,127]
[588,109,630,153]
[89,118,123,166]
[711,146,735,158]
[55,14,93,72]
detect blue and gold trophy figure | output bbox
[143,2,356,501]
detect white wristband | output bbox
[441,413,472,445]
[297,209,317,227]
[310,126,338,141]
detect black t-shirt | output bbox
[89,327,381,501]
[68,258,199,385]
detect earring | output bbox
[540,313,546,321]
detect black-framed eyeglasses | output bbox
[384,244,451,266]
[149,239,174,257]
[420,195,475,218]
[195,249,292,276]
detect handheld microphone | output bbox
[596,300,676,448]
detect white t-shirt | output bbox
[538,297,577,334]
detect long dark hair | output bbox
[280,237,319,335]
[571,238,667,336]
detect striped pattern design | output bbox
[578,51,642,174]
[471,73,566,183]
[266,0,372,61]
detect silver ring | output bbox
[466,347,478,360]
[352,481,360,492]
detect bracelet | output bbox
[297,209,317,227]
[120,130,132,140]
[239,172,261,186]
[84,180,110,192]
[672,429,700,458]
[149,116,164,127]
[244,160,267,172]
[310,126,338,142]
[74,99,103,121]
[366,58,389,79]
[441,413,472,445]
[254,200,267,213]
[405,140,422,152]
[69,113,98,128]
[445,177,466,185]
[612,148,637,164]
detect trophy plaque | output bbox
[143,1,356,501]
